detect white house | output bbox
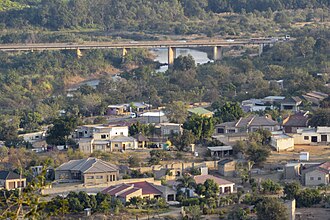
[270,132,294,152]
[293,127,330,145]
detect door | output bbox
[321,135,327,142]
[122,144,126,151]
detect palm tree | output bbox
[177,174,196,199]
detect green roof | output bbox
[188,107,213,115]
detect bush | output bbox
[182,198,200,206]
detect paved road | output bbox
[0,39,277,51]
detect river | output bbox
[150,48,212,72]
[69,48,211,90]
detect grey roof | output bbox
[55,158,118,174]
[208,146,233,151]
[249,116,278,126]
[133,133,149,142]
[281,96,302,104]
[218,159,234,165]
[217,115,277,128]
[111,135,136,142]
[0,171,21,180]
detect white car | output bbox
[226,39,235,42]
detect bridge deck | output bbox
[0,39,274,51]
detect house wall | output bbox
[218,161,236,177]
[270,137,294,152]
[249,125,277,132]
[83,171,118,185]
[4,179,26,190]
[55,170,73,180]
[161,125,182,136]
[79,140,93,154]
[109,127,129,138]
[110,141,137,151]
[304,169,329,186]
[92,143,112,152]
[284,165,300,179]
[123,188,143,202]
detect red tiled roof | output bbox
[117,188,141,198]
[104,184,131,196]
[194,175,234,186]
[130,181,162,195]
[319,162,330,171]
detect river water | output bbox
[70,48,211,90]
[150,48,212,72]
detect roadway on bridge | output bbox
[0,39,274,51]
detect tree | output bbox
[261,179,282,194]
[309,109,330,127]
[170,129,196,151]
[184,114,214,141]
[177,174,196,199]
[129,196,143,209]
[195,179,219,198]
[46,116,78,146]
[283,182,301,200]
[164,101,188,124]
[296,188,322,208]
[0,147,8,162]
[215,102,244,123]
[228,206,248,220]
[173,55,196,71]
[256,197,288,220]
[245,142,271,164]
[249,129,272,145]
[128,156,141,167]
[295,37,316,58]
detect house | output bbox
[280,97,302,112]
[19,131,46,143]
[76,124,136,154]
[0,171,26,190]
[218,159,237,177]
[188,107,214,118]
[301,162,330,186]
[107,102,151,115]
[270,132,294,152]
[140,111,168,123]
[133,133,150,148]
[208,146,233,158]
[282,112,309,133]
[102,181,176,202]
[214,115,279,135]
[241,99,270,112]
[193,174,235,194]
[110,136,138,151]
[302,91,328,106]
[292,127,330,145]
[55,158,119,185]
[157,123,183,137]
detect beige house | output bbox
[102,181,176,203]
[270,132,294,152]
[218,159,236,177]
[55,158,119,185]
[302,162,330,186]
[110,136,138,151]
[215,115,279,135]
[194,174,235,194]
[0,171,26,190]
[293,127,330,145]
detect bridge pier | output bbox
[76,48,83,58]
[259,44,264,56]
[168,47,176,66]
[213,46,223,61]
[122,48,128,62]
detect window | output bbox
[217,128,224,134]
[120,132,124,135]
[304,136,309,140]
[85,131,87,134]
[86,176,94,179]
[115,144,119,147]
[228,129,236,133]
[310,177,314,180]
[96,176,103,179]
[101,135,106,139]
[318,177,322,180]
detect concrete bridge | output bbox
[0,39,277,65]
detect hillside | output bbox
[0,0,25,11]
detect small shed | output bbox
[133,133,150,148]
[207,146,233,157]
